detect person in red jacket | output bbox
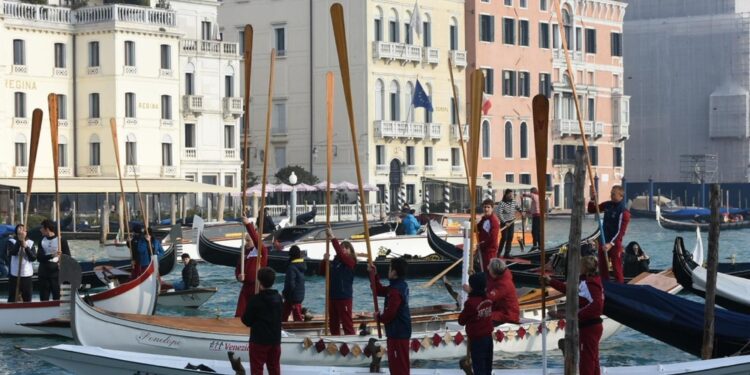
[459,272,493,375]
[588,185,630,283]
[477,199,500,272]
[318,227,357,335]
[369,258,411,375]
[235,216,269,317]
[485,258,520,325]
[545,256,604,375]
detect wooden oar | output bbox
[15,109,43,302]
[421,258,462,288]
[447,56,471,189]
[324,71,334,336]
[532,94,550,373]
[47,94,63,273]
[240,25,254,281]
[255,48,277,294]
[132,170,154,258]
[109,119,133,265]
[553,0,608,267]
[330,3,381,338]
[466,70,484,274]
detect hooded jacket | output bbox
[241,288,283,345]
[282,258,306,303]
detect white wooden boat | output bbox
[24,344,750,375]
[158,287,217,308]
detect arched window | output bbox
[375,79,384,121]
[388,9,399,43]
[450,17,459,50]
[404,11,413,45]
[504,122,513,158]
[405,81,414,122]
[424,83,433,123]
[422,13,432,47]
[389,80,400,121]
[374,7,384,42]
[162,134,173,167]
[562,8,572,48]
[89,134,101,166]
[126,133,137,165]
[520,122,528,158]
[481,120,490,158]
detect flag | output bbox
[482,93,492,115]
[412,80,433,112]
[410,1,422,38]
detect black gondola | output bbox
[657,207,750,232]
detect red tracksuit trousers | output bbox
[249,342,280,375]
[598,244,624,283]
[387,338,410,375]
[234,282,256,317]
[329,298,355,335]
[282,301,303,322]
[580,323,603,375]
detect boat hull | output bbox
[158,288,217,308]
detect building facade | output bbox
[220,0,468,211]
[467,0,629,208]
[0,0,241,196]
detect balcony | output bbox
[424,165,435,174]
[376,164,388,174]
[450,124,469,142]
[125,165,140,177]
[553,49,584,63]
[423,47,439,65]
[183,148,197,160]
[14,166,28,177]
[372,41,422,64]
[58,119,69,128]
[74,4,175,27]
[405,165,419,175]
[82,165,101,176]
[426,123,441,139]
[180,39,239,58]
[614,124,629,141]
[183,95,204,116]
[87,66,101,75]
[159,69,173,77]
[159,119,173,128]
[552,158,576,166]
[58,166,72,176]
[160,165,177,177]
[88,118,102,127]
[123,65,137,75]
[449,50,467,68]
[123,117,138,127]
[11,65,27,74]
[223,97,243,118]
[451,166,463,176]
[12,117,29,128]
[374,121,425,140]
[553,119,603,138]
[53,67,68,77]
[224,148,236,159]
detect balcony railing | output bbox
[2,1,71,24]
[449,50,467,68]
[183,148,197,160]
[553,119,603,138]
[451,124,469,141]
[58,119,69,128]
[160,119,174,128]
[87,66,100,75]
[14,166,28,177]
[183,95,204,115]
[58,166,72,176]
[11,65,27,74]
[180,39,239,57]
[372,41,422,63]
[374,121,426,140]
[224,149,236,159]
[125,165,140,176]
[552,158,576,166]
[123,117,138,127]
[376,164,388,174]
[12,117,29,128]
[423,47,439,64]
[75,4,175,27]
[451,166,463,175]
[88,118,102,127]
[424,165,435,173]
[223,97,243,117]
[159,68,173,77]
[123,65,137,75]
[553,49,584,63]
[614,124,629,140]
[82,165,101,176]
[406,165,419,175]
[53,67,68,77]
[160,165,177,177]
[426,124,441,139]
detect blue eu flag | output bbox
[412,80,433,112]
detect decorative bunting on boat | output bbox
[527,324,538,336]
[547,320,558,331]
[517,326,527,339]
[303,337,313,349]
[363,344,373,358]
[339,343,350,357]
[326,343,338,355]
[505,329,517,340]
[432,333,442,346]
[494,330,505,342]
[351,344,362,358]
[558,319,566,331]
[444,331,453,344]
[315,339,326,353]
[410,339,422,352]
[538,323,546,335]
[421,336,431,349]
[454,331,464,346]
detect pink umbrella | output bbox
[363,183,380,192]
[335,181,359,191]
[314,181,337,191]
[293,183,318,192]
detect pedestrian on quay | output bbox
[588,185,630,283]
[37,220,71,301]
[522,187,542,250]
[319,227,357,335]
[282,245,306,322]
[8,224,36,302]
[496,189,520,258]
[545,256,604,375]
[171,253,199,291]
[235,216,269,317]
[477,199,500,272]
[485,258,520,325]
[369,257,411,375]
[402,209,421,235]
[459,272,494,375]
[241,267,282,375]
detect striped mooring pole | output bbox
[444,183,451,213]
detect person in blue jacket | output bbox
[133,227,164,277]
[402,209,421,235]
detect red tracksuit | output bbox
[477,214,500,272]
[235,223,269,317]
[458,295,494,375]
[549,275,604,375]
[588,200,631,283]
[372,273,411,375]
[318,238,356,335]
[486,270,520,325]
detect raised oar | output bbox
[132,170,154,259]
[255,48,277,294]
[532,94,550,374]
[15,109,43,303]
[330,2,381,338]
[420,258,462,289]
[324,71,334,336]
[109,119,133,266]
[466,70,485,274]
[447,56,471,189]
[47,94,63,275]
[240,25,254,281]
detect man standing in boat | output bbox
[522,187,541,250]
[369,258,411,375]
[496,190,519,258]
[402,209,421,235]
[281,245,306,322]
[320,227,357,335]
[37,220,71,301]
[484,258,520,325]
[588,185,630,283]
[235,217,269,317]
[477,199,500,272]
[7,224,36,302]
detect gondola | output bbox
[673,236,750,314]
[656,205,750,232]
[603,276,750,358]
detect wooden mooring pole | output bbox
[701,183,721,359]
[564,150,585,374]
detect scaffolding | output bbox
[679,154,719,184]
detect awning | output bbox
[0,178,235,194]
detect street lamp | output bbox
[289,171,298,226]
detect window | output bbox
[90,138,100,166]
[520,122,528,158]
[15,142,27,166]
[274,27,286,56]
[162,142,172,166]
[504,122,513,158]
[89,93,100,118]
[614,147,623,167]
[125,93,136,118]
[56,94,67,120]
[575,27,582,52]
[54,43,66,68]
[540,0,548,11]
[520,173,531,185]
[479,15,494,42]
[552,24,560,48]
[404,21,412,45]
[185,124,196,148]
[520,0,527,7]
[588,97,595,121]
[502,70,516,96]
[547,174,553,191]
[562,9,572,48]
[375,79,384,121]
[160,44,171,69]
[585,29,597,53]
[424,84,433,123]
[389,81,400,121]
[201,21,212,40]
[202,175,218,185]
[423,20,432,47]
[55,143,66,167]
[275,146,286,171]
[124,41,135,66]
[539,73,551,97]
[406,184,415,205]
[185,73,194,95]
[450,23,458,50]
[406,146,415,166]
[126,139,137,165]
[13,39,25,65]
[484,68,494,95]
[88,41,99,67]
[273,101,287,133]
[450,96,458,124]
[161,95,172,120]
[451,148,460,166]
[14,92,26,118]
[376,145,385,165]
[377,184,386,203]
[224,125,235,149]
[506,173,515,183]
[239,30,245,53]
[539,23,550,48]
[518,72,530,97]
[481,120,490,158]
[225,175,235,188]
[588,146,598,166]
[225,75,234,97]
[611,32,623,56]
[424,147,433,166]
[389,14,399,43]
[518,20,529,46]
[374,16,383,42]
[503,18,515,45]
[504,0,512,5]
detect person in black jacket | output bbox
[37,220,71,301]
[173,253,200,290]
[256,208,275,234]
[241,267,282,375]
[282,245,306,322]
[8,224,37,302]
